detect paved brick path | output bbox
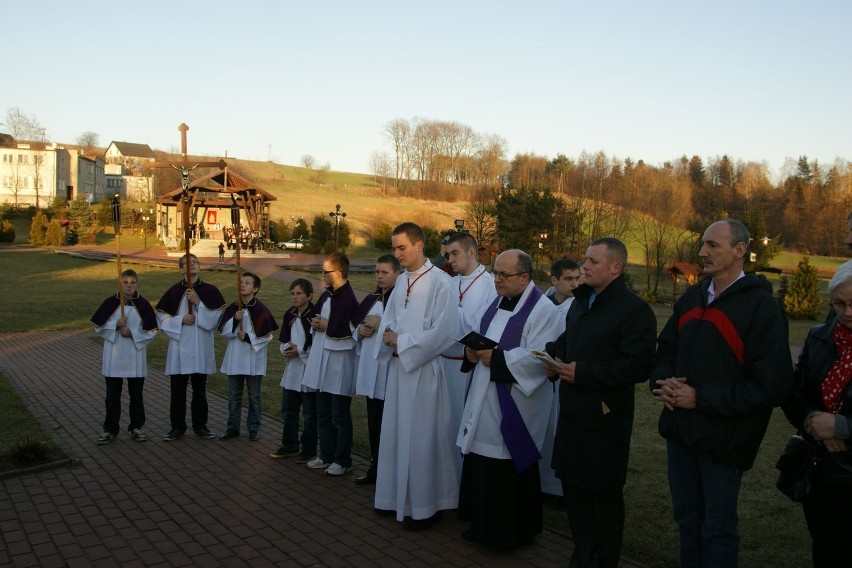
[0,330,647,567]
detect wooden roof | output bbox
[157,169,276,206]
[667,262,701,277]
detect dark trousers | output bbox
[365,396,384,474]
[562,482,625,568]
[666,439,743,568]
[316,392,352,468]
[103,377,145,435]
[169,373,208,433]
[281,388,318,455]
[803,480,852,567]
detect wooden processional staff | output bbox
[111,194,125,318]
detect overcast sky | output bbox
[2,0,849,179]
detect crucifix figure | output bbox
[147,123,227,312]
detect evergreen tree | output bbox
[68,196,94,233]
[29,211,48,245]
[44,220,64,246]
[783,257,820,319]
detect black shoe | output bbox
[163,429,185,441]
[248,431,259,441]
[403,511,442,531]
[219,429,239,441]
[195,428,216,440]
[354,473,376,486]
[269,447,300,459]
[374,508,395,517]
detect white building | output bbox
[0,142,71,208]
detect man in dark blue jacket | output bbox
[548,237,657,568]
[651,219,793,568]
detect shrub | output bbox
[81,227,98,245]
[29,211,48,245]
[44,220,64,246]
[372,223,393,250]
[10,435,50,464]
[0,219,15,243]
[783,257,820,319]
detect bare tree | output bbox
[4,107,45,140]
[370,151,392,195]
[464,187,498,245]
[76,131,100,152]
[301,154,316,170]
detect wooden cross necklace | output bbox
[405,265,434,308]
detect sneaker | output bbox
[324,463,352,477]
[219,429,239,441]
[130,428,148,442]
[306,456,330,469]
[195,428,216,440]
[249,431,259,442]
[269,447,301,459]
[294,453,313,464]
[97,431,114,445]
[163,429,185,441]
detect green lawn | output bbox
[0,249,822,566]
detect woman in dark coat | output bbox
[783,260,852,567]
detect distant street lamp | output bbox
[141,208,152,250]
[329,204,347,252]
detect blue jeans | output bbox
[667,439,743,568]
[316,392,352,467]
[227,375,262,433]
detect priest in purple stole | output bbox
[457,250,562,549]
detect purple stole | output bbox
[279,302,318,351]
[91,294,158,331]
[479,285,543,473]
[156,279,225,316]
[218,298,279,338]
[313,281,358,339]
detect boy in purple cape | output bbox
[91,269,158,444]
[218,271,279,441]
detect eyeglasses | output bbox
[493,271,528,280]
[832,300,852,312]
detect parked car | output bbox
[277,238,309,250]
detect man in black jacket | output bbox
[548,237,657,568]
[651,219,792,568]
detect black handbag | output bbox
[775,434,819,502]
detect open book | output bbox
[451,331,498,351]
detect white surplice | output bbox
[301,294,357,397]
[219,309,273,376]
[457,282,562,460]
[94,304,157,378]
[373,260,461,521]
[157,295,223,375]
[354,300,389,400]
[279,316,311,391]
[441,265,497,476]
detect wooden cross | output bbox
[147,123,227,312]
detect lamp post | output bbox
[538,231,548,278]
[328,204,347,252]
[141,208,152,250]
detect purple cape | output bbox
[91,294,158,331]
[156,279,226,316]
[313,281,358,339]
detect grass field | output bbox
[0,249,822,566]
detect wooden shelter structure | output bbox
[667,262,702,303]
[156,168,276,246]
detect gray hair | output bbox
[828,260,852,297]
[502,249,533,275]
[719,219,750,253]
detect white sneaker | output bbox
[130,428,148,442]
[97,431,114,445]
[306,456,329,469]
[324,463,352,476]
